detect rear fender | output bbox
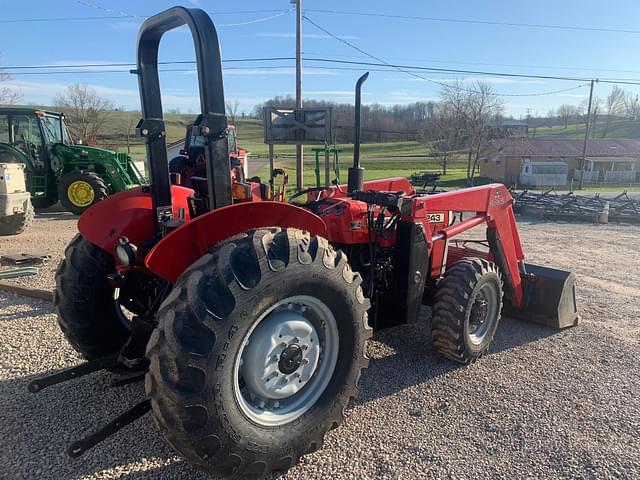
[144,202,328,283]
[78,185,193,253]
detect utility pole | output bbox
[579,79,597,190]
[294,0,304,191]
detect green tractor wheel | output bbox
[58,171,109,215]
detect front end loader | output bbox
[29,6,578,479]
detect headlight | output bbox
[115,236,137,266]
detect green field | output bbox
[259,157,480,190]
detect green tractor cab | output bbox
[0,108,145,215]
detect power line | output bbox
[302,16,594,96]
[2,58,297,70]
[217,8,292,27]
[305,57,590,82]
[6,65,303,75]
[75,0,133,18]
[5,55,640,89]
[305,8,640,35]
[303,58,640,87]
[303,50,640,76]
[74,1,294,27]
[0,9,289,24]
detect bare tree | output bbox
[54,84,114,143]
[440,80,503,184]
[556,104,579,129]
[624,92,640,120]
[225,99,240,124]
[422,105,464,175]
[0,58,21,105]
[602,86,625,137]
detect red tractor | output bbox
[169,123,249,187]
[29,7,578,479]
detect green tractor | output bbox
[0,108,145,215]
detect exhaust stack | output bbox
[347,72,369,193]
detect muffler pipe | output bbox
[347,72,369,193]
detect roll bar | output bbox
[135,6,232,233]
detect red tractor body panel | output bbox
[78,185,194,253]
[144,201,327,283]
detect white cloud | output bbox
[4,79,200,109]
[552,93,588,98]
[380,89,436,103]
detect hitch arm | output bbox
[27,355,119,393]
[67,399,152,458]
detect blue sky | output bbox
[3,0,640,117]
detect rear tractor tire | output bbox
[54,235,129,360]
[0,200,34,235]
[145,228,371,479]
[431,258,503,364]
[58,171,109,215]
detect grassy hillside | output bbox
[95,113,429,159]
[530,119,640,139]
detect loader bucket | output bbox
[511,263,579,329]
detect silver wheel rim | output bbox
[233,295,339,426]
[468,282,499,345]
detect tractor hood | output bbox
[58,144,120,157]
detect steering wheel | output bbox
[289,186,334,205]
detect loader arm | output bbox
[410,184,526,307]
[422,184,524,308]
[398,183,577,328]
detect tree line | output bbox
[549,85,640,138]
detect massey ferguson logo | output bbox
[490,190,507,206]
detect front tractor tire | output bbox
[431,258,503,364]
[146,228,371,479]
[58,171,109,215]
[0,200,34,235]
[54,235,129,360]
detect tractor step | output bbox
[27,355,119,393]
[67,399,151,458]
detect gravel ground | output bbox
[0,213,639,479]
[0,206,76,291]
